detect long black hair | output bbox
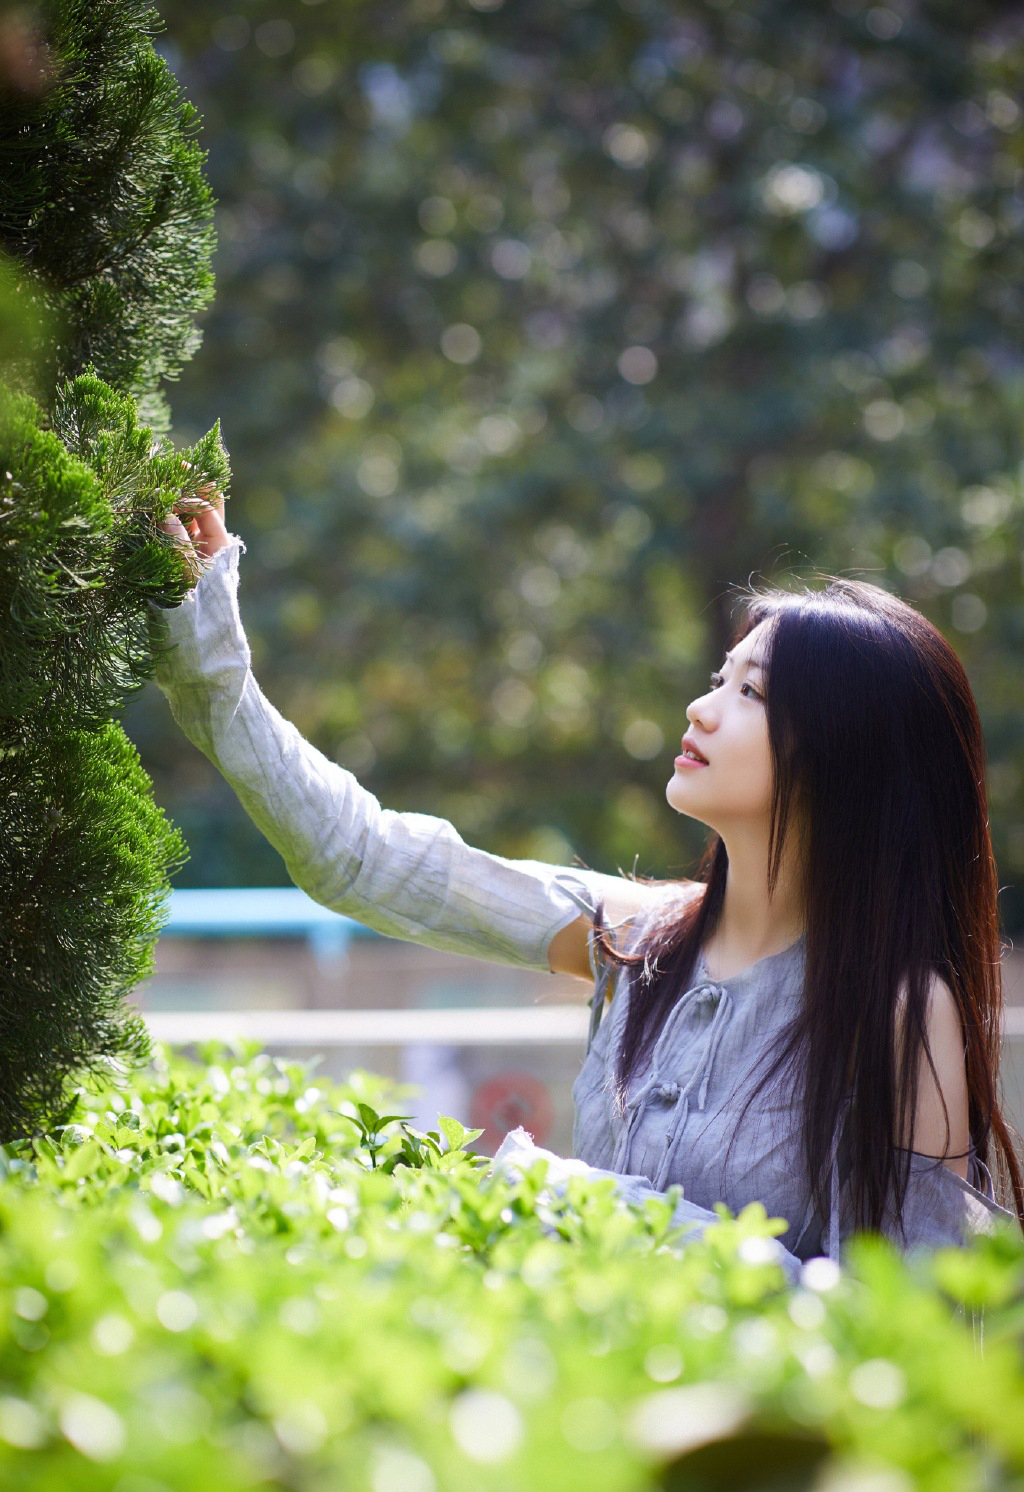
[601,578,1024,1235]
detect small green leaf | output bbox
[62,1139,101,1181]
[438,1116,467,1152]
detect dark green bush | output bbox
[0,0,227,1138]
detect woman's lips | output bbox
[675,742,709,769]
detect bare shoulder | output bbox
[548,875,702,983]
[589,872,701,926]
[902,972,970,1178]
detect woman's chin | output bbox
[665,773,697,817]
[665,772,717,831]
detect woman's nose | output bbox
[686,693,716,729]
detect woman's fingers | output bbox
[196,480,225,516]
[159,481,231,585]
[169,488,231,563]
[174,491,221,521]
[160,514,204,582]
[160,514,191,542]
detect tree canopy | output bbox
[132,1,1024,921]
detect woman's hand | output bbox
[160,482,231,581]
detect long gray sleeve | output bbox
[149,538,589,971]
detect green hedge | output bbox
[1,1046,1022,1491]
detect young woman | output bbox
[156,494,1022,1262]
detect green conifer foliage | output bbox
[0,0,216,432]
[0,2,226,1137]
[0,378,228,732]
[0,726,184,1136]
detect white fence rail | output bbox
[145,1006,590,1046]
[145,1005,1024,1047]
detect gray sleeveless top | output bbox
[568,883,1014,1261]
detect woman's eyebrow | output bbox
[724,649,766,672]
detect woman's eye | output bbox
[708,671,763,699]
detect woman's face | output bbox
[665,621,774,834]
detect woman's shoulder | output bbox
[547,870,701,980]
[599,874,703,964]
[553,869,700,933]
[898,970,971,1174]
[626,877,702,942]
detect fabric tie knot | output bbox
[612,980,732,1182]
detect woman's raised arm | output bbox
[151,504,657,976]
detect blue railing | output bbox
[163,887,380,965]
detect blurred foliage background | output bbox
[128,0,1024,925]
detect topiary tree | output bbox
[0,0,228,1138]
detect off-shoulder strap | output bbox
[586,952,616,1052]
[549,874,612,1054]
